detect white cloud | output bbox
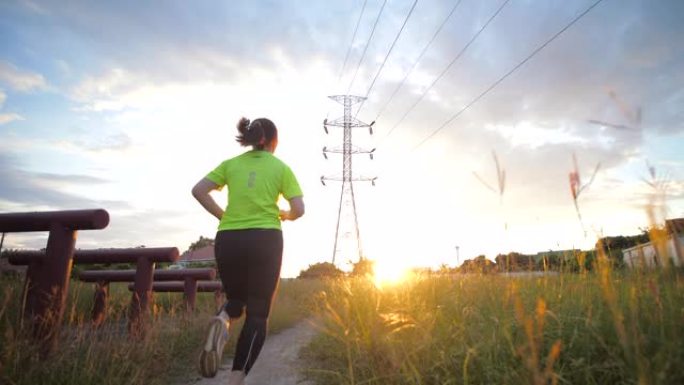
[0,153,122,208]
[0,61,48,91]
[70,68,134,109]
[485,121,588,149]
[0,113,24,125]
[54,132,133,153]
[55,59,72,77]
[20,0,49,14]
[0,89,23,125]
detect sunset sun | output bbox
[372,259,412,288]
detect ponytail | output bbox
[235,117,278,150]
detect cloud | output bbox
[4,209,195,251]
[360,0,684,146]
[0,113,24,125]
[70,68,136,111]
[0,89,24,125]
[7,0,347,95]
[75,209,191,249]
[2,208,189,251]
[0,153,123,208]
[19,0,49,15]
[0,61,47,91]
[31,172,110,185]
[55,132,133,153]
[47,0,683,150]
[2,0,681,266]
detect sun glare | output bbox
[373,260,411,288]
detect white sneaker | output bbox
[198,310,229,378]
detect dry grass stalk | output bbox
[569,152,600,236]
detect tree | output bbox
[460,255,497,274]
[564,250,596,273]
[188,236,214,252]
[298,262,344,279]
[596,232,650,268]
[494,252,535,272]
[350,257,374,277]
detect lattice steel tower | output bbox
[321,95,376,266]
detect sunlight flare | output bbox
[373,260,411,288]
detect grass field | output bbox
[2,257,682,385]
[0,275,318,385]
[302,266,684,384]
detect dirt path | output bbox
[189,320,317,385]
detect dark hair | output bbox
[235,117,278,150]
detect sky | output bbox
[0,0,683,277]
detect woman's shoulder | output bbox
[226,151,254,163]
[213,153,244,171]
[269,154,293,170]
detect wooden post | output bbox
[92,281,109,327]
[184,277,198,312]
[0,209,109,353]
[129,257,154,336]
[24,223,77,353]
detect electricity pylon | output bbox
[321,95,376,266]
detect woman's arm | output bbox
[192,178,224,221]
[279,196,305,221]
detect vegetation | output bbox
[298,262,345,279]
[455,232,652,274]
[302,262,684,384]
[350,257,375,277]
[187,236,215,252]
[0,277,318,385]
[2,222,680,384]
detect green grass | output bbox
[0,275,317,385]
[4,260,682,384]
[302,268,684,385]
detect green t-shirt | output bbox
[205,150,303,231]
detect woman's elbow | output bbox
[191,184,205,200]
[290,198,305,219]
[294,205,305,219]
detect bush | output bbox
[298,262,344,279]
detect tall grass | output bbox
[0,276,318,385]
[302,267,684,384]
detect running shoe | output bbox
[198,310,229,378]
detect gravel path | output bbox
[190,320,317,385]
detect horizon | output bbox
[1,0,683,278]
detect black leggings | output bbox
[214,229,283,374]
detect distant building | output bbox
[622,218,684,268]
[177,245,215,267]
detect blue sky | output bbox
[1,0,683,277]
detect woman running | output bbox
[192,117,304,384]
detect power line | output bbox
[373,0,464,122]
[377,0,511,147]
[355,0,419,116]
[409,0,606,153]
[347,0,388,94]
[336,0,369,89]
